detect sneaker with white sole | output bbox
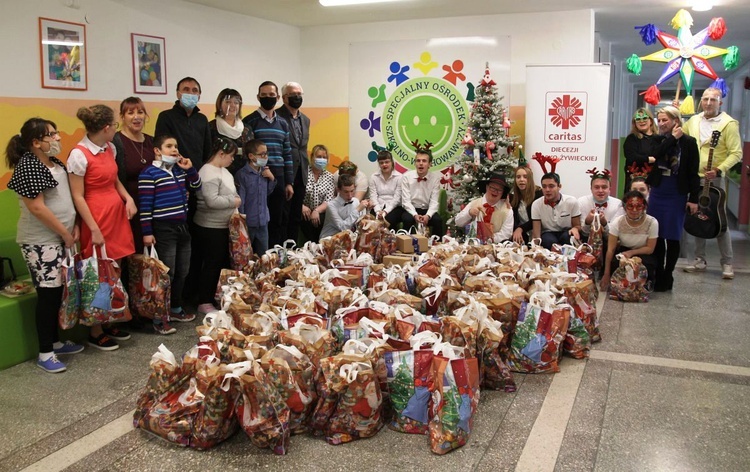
[37,354,67,373]
[169,310,196,323]
[154,322,177,335]
[88,334,119,351]
[53,340,84,355]
[683,258,707,273]
[722,265,734,279]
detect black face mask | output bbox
[259,96,277,111]
[287,95,303,109]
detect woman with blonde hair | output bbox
[301,144,335,243]
[510,164,543,244]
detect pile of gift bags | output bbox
[134,230,602,455]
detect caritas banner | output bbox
[525,64,611,197]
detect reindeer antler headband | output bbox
[532,152,561,174]
[627,162,652,179]
[586,167,611,180]
[411,139,434,154]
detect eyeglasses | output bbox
[285,93,303,98]
[222,97,242,105]
[251,152,268,157]
[701,97,720,103]
[44,131,59,138]
[487,185,504,192]
[108,122,120,130]
[625,203,645,211]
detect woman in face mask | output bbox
[5,118,84,372]
[301,144,335,243]
[209,88,249,175]
[68,104,136,351]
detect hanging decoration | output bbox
[626,9,740,114]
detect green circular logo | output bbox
[382,77,467,170]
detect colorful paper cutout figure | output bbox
[359,111,381,138]
[368,84,387,108]
[387,61,410,85]
[466,82,475,102]
[442,59,466,85]
[414,51,438,75]
[626,9,740,112]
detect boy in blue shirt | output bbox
[236,139,276,254]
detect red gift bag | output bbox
[78,245,131,326]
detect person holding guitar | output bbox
[679,88,742,280]
[647,106,701,292]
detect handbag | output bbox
[58,248,82,329]
[78,245,131,326]
[127,245,171,322]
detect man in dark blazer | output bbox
[277,81,311,244]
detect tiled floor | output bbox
[1,230,748,472]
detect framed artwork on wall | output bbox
[39,17,87,90]
[131,33,167,94]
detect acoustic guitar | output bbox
[684,130,728,239]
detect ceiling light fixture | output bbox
[691,0,713,12]
[320,0,402,6]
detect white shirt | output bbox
[67,135,117,176]
[319,195,362,239]
[332,170,369,197]
[577,194,624,235]
[609,214,658,249]
[368,170,403,213]
[530,193,581,233]
[699,113,722,146]
[454,196,514,242]
[400,170,441,217]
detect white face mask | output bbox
[44,140,62,157]
[161,155,179,166]
[255,157,268,168]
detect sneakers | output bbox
[87,334,119,351]
[103,327,131,341]
[197,303,217,315]
[54,340,84,355]
[683,258,707,273]
[154,322,177,335]
[722,265,735,280]
[169,310,196,323]
[37,354,67,373]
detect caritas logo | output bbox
[545,92,586,143]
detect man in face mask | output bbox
[242,81,294,248]
[276,82,310,245]
[154,77,212,170]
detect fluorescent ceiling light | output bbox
[427,37,498,47]
[320,0,402,6]
[691,0,713,11]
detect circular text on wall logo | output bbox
[382,77,468,170]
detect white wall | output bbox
[0,0,301,104]
[298,10,595,108]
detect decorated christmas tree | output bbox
[449,63,519,225]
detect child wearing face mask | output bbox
[138,135,201,335]
[236,138,276,254]
[6,118,84,373]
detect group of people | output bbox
[5,76,740,374]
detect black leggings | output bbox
[653,238,680,287]
[36,286,63,353]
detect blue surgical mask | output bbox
[161,155,179,165]
[254,157,268,168]
[180,93,199,110]
[314,158,328,170]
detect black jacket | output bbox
[154,102,212,169]
[647,134,701,204]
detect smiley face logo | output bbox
[399,95,452,150]
[382,76,467,170]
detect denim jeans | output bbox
[541,230,571,250]
[153,221,191,309]
[248,225,269,255]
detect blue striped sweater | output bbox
[242,110,293,185]
[138,163,201,235]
